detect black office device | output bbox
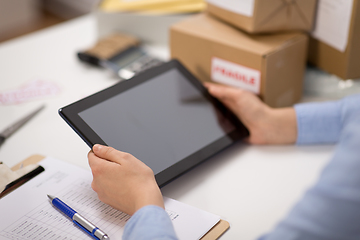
[59,60,249,187]
[78,46,163,80]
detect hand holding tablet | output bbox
[59,60,248,187]
[88,144,164,215]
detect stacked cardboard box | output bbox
[207,0,317,33]
[170,0,317,107]
[171,14,308,107]
[171,0,360,107]
[308,0,360,80]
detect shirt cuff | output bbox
[123,205,178,240]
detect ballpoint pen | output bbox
[0,104,45,148]
[47,194,110,240]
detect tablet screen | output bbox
[78,68,236,175]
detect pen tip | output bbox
[47,194,55,201]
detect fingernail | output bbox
[93,144,102,153]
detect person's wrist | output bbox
[270,107,297,144]
[132,185,164,215]
[134,201,164,214]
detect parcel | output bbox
[206,0,317,33]
[170,14,308,108]
[308,0,360,79]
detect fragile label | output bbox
[211,57,261,94]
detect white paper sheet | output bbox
[0,157,220,240]
[207,0,255,17]
[311,0,354,52]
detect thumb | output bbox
[92,144,121,163]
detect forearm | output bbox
[295,101,342,144]
[260,113,360,240]
[294,94,360,145]
[262,93,360,145]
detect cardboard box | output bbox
[206,0,317,33]
[308,0,360,80]
[170,14,309,108]
[0,0,42,42]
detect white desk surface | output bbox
[0,14,336,240]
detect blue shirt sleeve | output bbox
[123,205,178,240]
[261,94,360,240]
[294,94,360,144]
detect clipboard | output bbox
[0,155,229,239]
[0,154,45,199]
[201,219,230,240]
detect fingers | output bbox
[88,150,121,193]
[204,83,243,113]
[88,150,115,173]
[88,150,102,169]
[204,82,244,101]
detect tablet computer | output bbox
[59,59,249,187]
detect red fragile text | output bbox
[213,66,255,85]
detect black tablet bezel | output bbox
[59,59,249,187]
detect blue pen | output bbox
[47,194,109,240]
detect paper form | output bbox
[311,0,354,52]
[207,0,255,17]
[0,157,220,240]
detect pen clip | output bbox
[73,220,99,240]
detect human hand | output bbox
[204,82,297,144]
[88,144,164,215]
